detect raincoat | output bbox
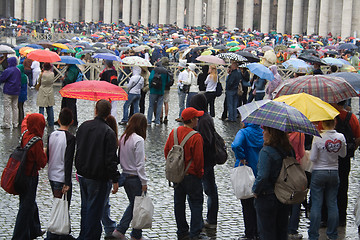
[0,57,21,95]
[17,64,27,103]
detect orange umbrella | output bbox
[19,47,33,55]
[27,49,61,63]
[59,80,128,101]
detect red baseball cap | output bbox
[181,107,204,121]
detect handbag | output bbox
[131,192,154,229]
[47,193,70,235]
[237,82,244,96]
[300,150,312,172]
[182,84,190,93]
[230,165,255,199]
[35,73,43,91]
[215,81,223,97]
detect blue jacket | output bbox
[225,69,242,91]
[0,57,21,95]
[231,123,263,176]
[149,67,170,95]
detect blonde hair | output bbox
[209,64,218,82]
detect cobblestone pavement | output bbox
[1,86,360,239]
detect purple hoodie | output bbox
[0,57,21,95]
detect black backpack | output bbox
[150,72,162,90]
[165,72,174,88]
[213,131,228,164]
[335,112,356,158]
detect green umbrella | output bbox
[229,46,241,52]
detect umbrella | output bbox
[0,42,14,48]
[340,64,357,73]
[274,75,358,103]
[328,72,360,92]
[213,45,228,50]
[282,59,313,73]
[274,93,339,122]
[196,55,226,65]
[262,46,273,52]
[337,43,358,50]
[236,51,260,63]
[229,46,241,52]
[27,49,61,63]
[247,63,274,80]
[122,56,152,67]
[59,80,128,101]
[217,53,247,62]
[226,41,239,47]
[37,41,55,49]
[237,100,320,136]
[298,54,325,65]
[289,44,304,50]
[25,44,44,49]
[92,53,122,62]
[60,56,85,65]
[322,57,346,67]
[52,43,69,50]
[93,42,106,48]
[0,45,15,54]
[94,48,115,54]
[274,45,287,51]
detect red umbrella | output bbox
[59,80,128,101]
[27,49,61,63]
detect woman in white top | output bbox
[113,113,148,240]
[186,63,199,108]
[204,65,218,117]
[308,119,346,240]
[31,60,41,88]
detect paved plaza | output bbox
[1,87,360,239]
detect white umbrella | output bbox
[122,56,152,67]
[0,45,15,54]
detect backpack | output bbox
[274,149,308,204]
[76,70,84,82]
[150,72,162,90]
[165,72,174,88]
[165,128,197,184]
[335,112,356,158]
[215,81,223,97]
[214,131,228,165]
[1,131,41,195]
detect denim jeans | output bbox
[102,181,116,235]
[226,89,238,121]
[78,177,108,240]
[122,93,140,122]
[255,92,265,101]
[147,94,163,124]
[202,165,218,224]
[254,193,289,240]
[241,197,257,238]
[308,170,339,240]
[39,106,54,126]
[288,204,301,234]
[12,175,42,240]
[174,174,204,238]
[178,88,187,118]
[116,176,143,239]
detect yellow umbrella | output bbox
[23,48,37,56]
[201,50,212,56]
[274,93,339,122]
[317,41,324,46]
[52,43,69,50]
[19,47,34,55]
[340,64,357,73]
[166,47,178,52]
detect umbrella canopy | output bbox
[52,43,69,50]
[122,56,152,67]
[236,51,260,63]
[0,45,15,54]
[274,93,339,122]
[247,63,274,80]
[195,55,226,65]
[328,72,360,93]
[282,59,313,73]
[217,52,247,62]
[60,56,85,65]
[92,53,122,62]
[237,100,320,136]
[27,49,61,63]
[322,57,345,67]
[298,54,325,65]
[213,45,228,50]
[274,75,358,103]
[59,80,128,101]
[337,43,358,50]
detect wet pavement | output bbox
[1,86,360,239]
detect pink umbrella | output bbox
[196,55,226,65]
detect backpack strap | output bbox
[173,128,178,145]
[24,136,41,150]
[19,130,28,145]
[180,130,197,147]
[344,112,352,125]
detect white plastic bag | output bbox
[47,194,70,235]
[355,196,360,227]
[131,192,154,229]
[230,165,255,199]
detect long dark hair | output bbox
[121,113,147,144]
[106,115,118,146]
[263,126,293,154]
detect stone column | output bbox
[103,0,112,23]
[46,0,54,22]
[292,0,302,34]
[66,0,73,22]
[353,0,360,38]
[151,0,159,24]
[112,0,120,23]
[307,0,317,35]
[188,0,195,26]
[122,0,131,25]
[141,0,149,26]
[260,0,270,33]
[319,0,330,36]
[53,0,59,20]
[276,0,286,33]
[14,0,23,19]
[212,0,221,29]
[159,0,168,24]
[194,0,202,26]
[169,0,177,24]
[207,0,212,27]
[24,0,32,21]
[92,0,100,22]
[177,0,185,28]
[85,0,93,22]
[243,0,254,31]
[131,0,140,24]
[341,0,353,38]
[227,0,237,30]
[73,0,80,22]
[34,0,39,20]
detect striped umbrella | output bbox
[274,75,358,103]
[217,53,247,62]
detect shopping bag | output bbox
[47,193,70,235]
[131,192,154,229]
[230,165,255,199]
[355,196,360,227]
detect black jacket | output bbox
[75,117,120,182]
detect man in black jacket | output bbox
[75,99,119,239]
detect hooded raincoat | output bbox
[0,57,21,95]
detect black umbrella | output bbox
[94,48,115,54]
[337,43,358,50]
[302,49,317,55]
[173,39,183,44]
[93,42,106,48]
[213,45,228,50]
[56,39,71,43]
[236,51,260,63]
[298,54,326,65]
[326,50,339,55]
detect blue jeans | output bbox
[254,193,289,240]
[308,170,339,240]
[147,94,163,124]
[78,177,108,240]
[116,176,143,239]
[226,89,238,121]
[174,175,204,238]
[178,88,187,118]
[288,204,301,234]
[39,106,54,126]
[202,166,218,224]
[122,93,140,122]
[102,181,116,235]
[12,175,42,240]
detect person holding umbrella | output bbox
[100,60,118,119]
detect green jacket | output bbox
[63,65,79,86]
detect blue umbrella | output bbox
[337,43,358,50]
[60,56,85,65]
[92,53,122,62]
[247,63,275,81]
[25,44,44,49]
[128,43,139,48]
[328,72,360,93]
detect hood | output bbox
[132,66,141,76]
[27,113,45,137]
[17,64,25,73]
[242,123,264,148]
[17,64,27,85]
[189,93,207,112]
[7,57,17,67]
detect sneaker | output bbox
[203,220,217,229]
[288,233,303,239]
[118,121,127,125]
[112,230,128,240]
